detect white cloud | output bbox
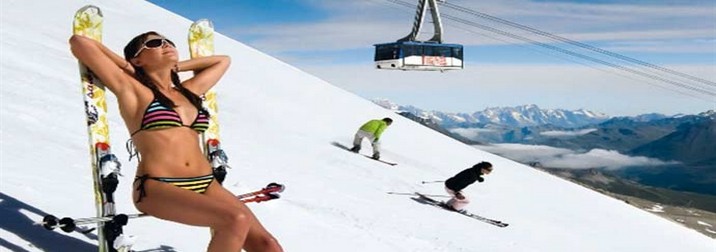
[542,148,679,169]
[540,128,597,137]
[222,0,715,116]
[302,63,715,116]
[449,127,497,139]
[231,0,716,53]
[233,20,398,52]
[473,143,678,169]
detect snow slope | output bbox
[1,0,713,251]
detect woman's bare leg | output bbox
[203,182,284,252]
[133,179,254,251]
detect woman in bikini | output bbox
[69,31,283,251]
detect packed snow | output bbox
[1,0,714,251]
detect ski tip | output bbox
[266,182,285,192]
[76,5,102,16]
[191,19,214,28]
[73,5,103,38]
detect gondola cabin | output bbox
[374,41,463,71]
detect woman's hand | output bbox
[178,55,231,95]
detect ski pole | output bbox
[40,182,285,232]
[421,180,444,184]
[40,213,143,233]
[40,194,281,232]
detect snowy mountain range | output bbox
[1,1,714,251]
[382,98,716,197]
[373,99,611,128]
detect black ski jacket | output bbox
[445,167,484,192]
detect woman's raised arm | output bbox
[176,55,230,95]
[69,34,135,95]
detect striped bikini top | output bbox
[130,98,210,136]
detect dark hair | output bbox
[473,161,492,170]
[382,117,393,124]
[123,31,205,113]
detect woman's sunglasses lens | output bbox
[144,39,164,48]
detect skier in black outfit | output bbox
[444,161,493,213]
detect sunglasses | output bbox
[133,38,175,58]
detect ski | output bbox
[41,183,286,232]
[460,211,509,227]
[362,154,397,166]
[188,19,230,183]
[241,192,281,203]
[73,5,130,252]
[331,141,397,166]
[414,192,508,227]
[234,182,285,199]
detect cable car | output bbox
[374,41,463,71]
[374,0,463,71]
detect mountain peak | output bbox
[699,110,716,118]
[372,98,400,110]
[373,99,611,128]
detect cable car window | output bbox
[437,47,450,57]
[424,46,434,57]
[452,47,463,60]
[401,44,414,57]
[375,45,399,61]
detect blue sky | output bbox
[148,0,715,116]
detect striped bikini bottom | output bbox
[134,174,214,203]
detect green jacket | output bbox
[359,119,389,141]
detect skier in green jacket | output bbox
[350,117,393,160]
